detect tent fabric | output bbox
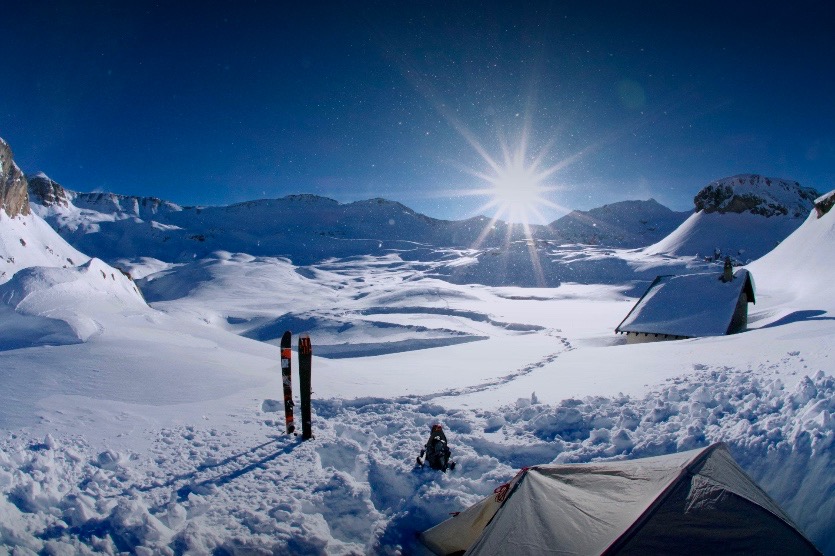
[418,470,525,556]
[419,443,821,556]
[613,475,819,555]
[616,269,755,338]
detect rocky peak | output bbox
[72,191,182,217]
[28,172,70,208]
[694,174,818,218]
[0,137,31,217]
[815,190,835,219]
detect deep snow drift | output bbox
[645,210,805,262]
[1,182,834,553]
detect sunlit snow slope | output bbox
[0,211,88,284]
[645,210,805,262]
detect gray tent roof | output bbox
[420,443,820,556]
[615,269,755,338]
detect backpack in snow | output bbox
[417,424,455,472]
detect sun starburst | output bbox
[480,155,552,224]
[464,133,567,230]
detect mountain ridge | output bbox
[548,198,690,247]
[28,175,682,263]
[7,128,819,268]
[26,173,820,268]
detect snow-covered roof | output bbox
[616,269,755,338]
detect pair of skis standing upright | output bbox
[280,330,313,440]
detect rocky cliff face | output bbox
[27,172,70,208]
[694,174,818,218]
[0,137,31,217]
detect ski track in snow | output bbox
[416,337,572,401]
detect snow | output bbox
[547,199,690,247]
[0,210,89,284]
[645,210,806,262]
[748,200,835,301]
[1,187,834,553]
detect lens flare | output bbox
[484,156,551,224]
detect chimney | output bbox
[721,256,733,283]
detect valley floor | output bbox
[1,253,834,554]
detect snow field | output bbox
[2,362,833,554]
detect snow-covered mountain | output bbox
[28,181,539,264]
[748,189,835,301]
[646,174,819,262]
[29,171,818,276]
[0,145,145,351]
[548,199,690,247]
[1,153,89,284]
[0,210,90,284]
[29,172,183,218]
[28,177,694,269]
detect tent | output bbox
[419,443,821,555]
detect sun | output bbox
[469,145,561,227]
[453,135,574,287]
[487,159,548,222]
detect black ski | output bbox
[298,333,313,440]
[280,331,295,434]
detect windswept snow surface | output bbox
[645,210,805,262]
[2,200,835,553]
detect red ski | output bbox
[280,331,295,434]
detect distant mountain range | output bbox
[548,199,690,247]
[24,171,695,265]
[1,134,822,273]
[27,172,819,266]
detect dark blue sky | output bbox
[2,1,833,222]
